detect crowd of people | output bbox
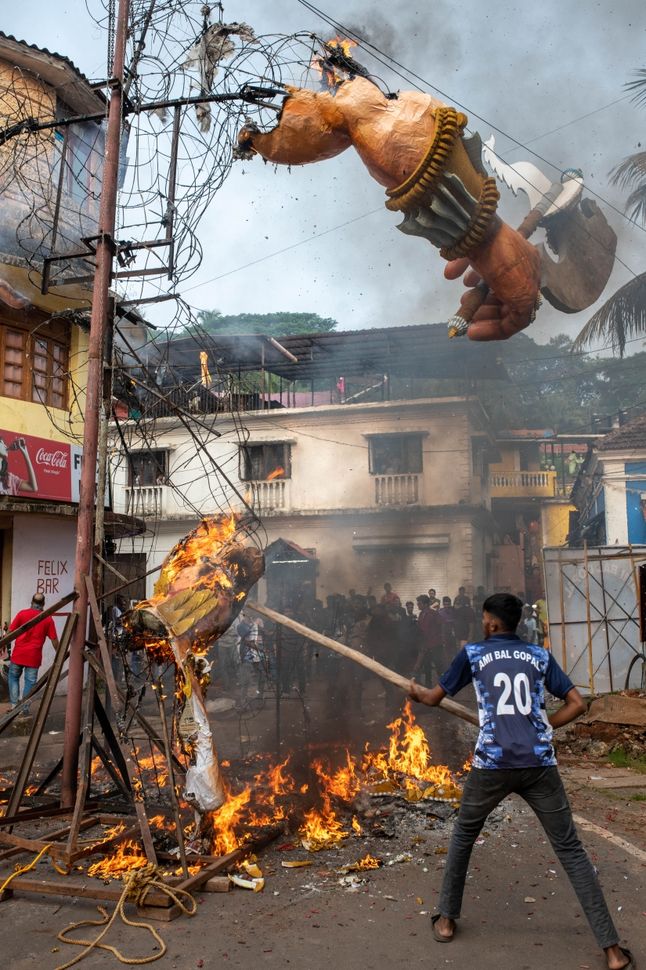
[215,582,549,710]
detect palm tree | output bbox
[574,69,646,355]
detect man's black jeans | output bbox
[439,766,619,949]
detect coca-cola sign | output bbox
[35,447,69,470]
[0,429,77,502]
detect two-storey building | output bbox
[570,414,646,547]
[488,429,598,599]
[110,324,506,606]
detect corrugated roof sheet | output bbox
[0,32,105,114]
[157,323,509,383]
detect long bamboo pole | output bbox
[247,602,479,728]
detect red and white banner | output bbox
[0,428,80,502]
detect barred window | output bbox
[128,450,169,486]
[240,443,291,481]
[368,434,423,475]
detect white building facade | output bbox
[110,394,497,606]
[571,415,646,547]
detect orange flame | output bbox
[204,703,462,854]
[348,853,381,871]
[300,793,349,851]
[208,786,253,856]
[266,466,285,481]
[311,37,358,89]
[149,513,239,605]
[362,701,460,801]
[86,702,462,868]
[87,839,147,880]
[313,750,360,801]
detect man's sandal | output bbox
[431,914,454,943]
[618,948,636,970]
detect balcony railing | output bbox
[125,484,166,517]
[251,479,289,513]
[374,473,421,506]
[489,470,557,498]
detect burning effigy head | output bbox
[128,513,264,648]
[125,514,264,816]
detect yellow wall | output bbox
[0,249,91,443]
[490,442,542,473]
[541,500,573,547]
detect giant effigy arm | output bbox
[238,77,541,341]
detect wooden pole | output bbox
[5,615,77,822]
[247,602,479,728]
[83,578,158,865]
[61,0,130,808]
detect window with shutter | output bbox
[0,316,69,409]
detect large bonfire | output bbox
[88,700,467,876]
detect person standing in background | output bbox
[7,592,58,715]
[534,595,548,647]
[414,594,443,686]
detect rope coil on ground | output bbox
[55,862,197,969]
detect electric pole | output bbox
[61,0,130,807]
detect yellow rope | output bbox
[0,842,54,893]
[55,862,197,969]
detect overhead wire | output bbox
[287,1,646,326]
[295,0,646,236]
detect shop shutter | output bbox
[355,548,448,604]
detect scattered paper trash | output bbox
[229,873,265,892]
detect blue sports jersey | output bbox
[439,633,574,769]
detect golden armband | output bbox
[385,106,499,260]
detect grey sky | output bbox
[4,1,646,345]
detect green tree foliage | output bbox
[475,332,646,432]
[575,69,646,354]
[393,332,646,433]
[194,310,338,336]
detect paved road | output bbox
[4,787,644,970]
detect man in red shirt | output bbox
[380,582,401,609]
[413,594,443,685]
[7,592,59,715]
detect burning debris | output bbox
[126,514,264,816]
[193,700,463,861]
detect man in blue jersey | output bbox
[410,593,633,970]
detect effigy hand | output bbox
[444,222,541,341]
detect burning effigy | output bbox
[237,40,616,341]
[126,514,264,815]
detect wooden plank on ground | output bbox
[0,817,98,862]
[0,875,172,906]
